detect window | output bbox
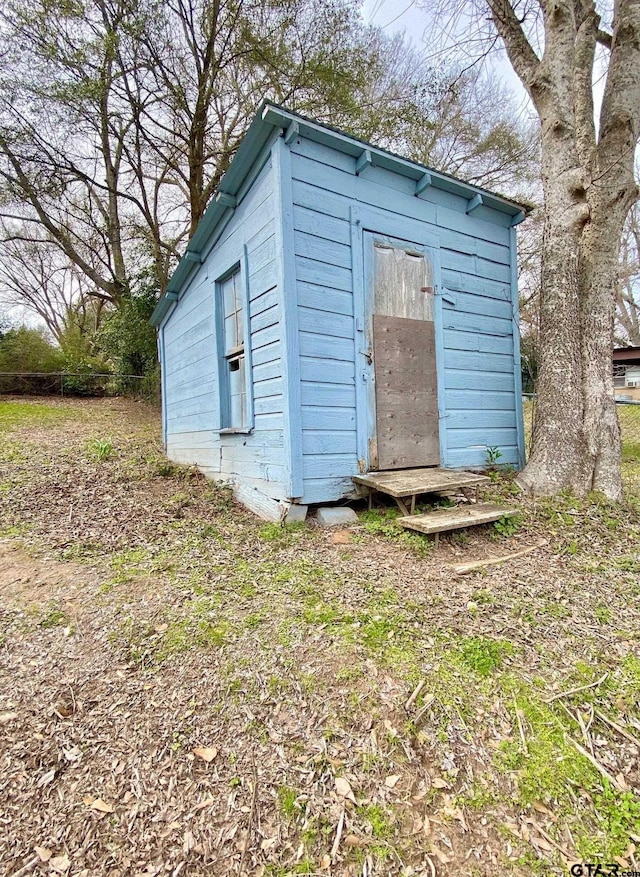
[218,266,250,431]
[613,364,626,388]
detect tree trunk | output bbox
[517,129,635,500]
[485,0,640,503]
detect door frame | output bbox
[349,204,445,472]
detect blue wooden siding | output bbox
[288,134,521,503]
[162,152,290,499]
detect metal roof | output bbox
[613,346,640,362]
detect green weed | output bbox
[277,785,301,820]
[359,508,432,557]
[87,437,114,462]
[577,786,640,861]
[485,445,503,466]
[356,803,394,839]
[493,514,521,537]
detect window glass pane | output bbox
[224,314,236,351]
[223,276,235,319]
[228,356,246,428]
[219,268,248,429]
[235,300,244,345]
[222,271,243,352]
[234,273,244,314]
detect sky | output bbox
[360,0,531,113]
[361,0,610,128]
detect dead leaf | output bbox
[331,530,351,544]
[335,777,352,798]
[37,769,56,788]
[194,795,215,810]
[49,854,71,873]
[431,847,452,865]
[320,853,331,869]
[53,700,74,718]
[0,711,18,724]
[532,800,555,819]
[344,835,366,847]
[192,746,218,762]
[385,774,401,789]
[90,798,114,813]
[616,772,629,791]
[34,846,51,862]
[442,805,468,831]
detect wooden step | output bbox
[353,467,490,498]
[398,503,516,537]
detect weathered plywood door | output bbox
[371,242,439,470]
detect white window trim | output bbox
[215,249,254,434]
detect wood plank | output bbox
[352,467,489,497]
[398,503,516,535]
[373,315,439,469]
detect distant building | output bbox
[614,347,640,401]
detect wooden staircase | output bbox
[352,468,516,546]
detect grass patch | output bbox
[356,803,395,839]
[258,521,307,544]
[277,785,301,821]
[458,636,515,676]
[109,597,229,667]
[358,508,432,557]
[0,401,79,432]
[39,604,70,628]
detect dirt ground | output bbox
[1,397,640,877]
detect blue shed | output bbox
[151,104,527,522]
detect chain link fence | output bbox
[0,371,157,401]
[523,395,640,492]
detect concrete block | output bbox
[284,504,308,525]
[316,506,358,527]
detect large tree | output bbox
[0,0,413,299]
[473,0,640,500]
[0,0,537,339]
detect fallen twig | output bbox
[238,761,259,875]
[564,734,626,792]
[405,679,425,710]
[594,709,640,748]
[546,673,608,703]
[448,540,548,574]
[527,818,573,859]
[331,806,345,862]
[514,695,528,755]
[12,856,40,877]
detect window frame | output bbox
[215,254,254,434]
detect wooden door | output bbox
[371,242,439,470]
